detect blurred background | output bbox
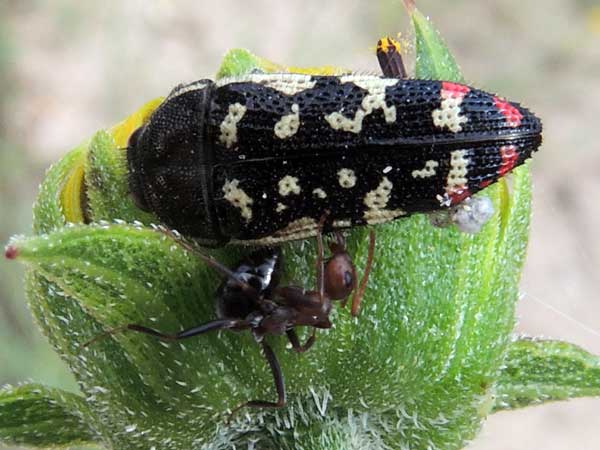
[0,1,599,449]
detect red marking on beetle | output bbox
[448,188,472,205]
[441,81,470,99]
[479,179,493,189]
[493,96,522,127]
[499,145,519,176]
[4,245,19,260]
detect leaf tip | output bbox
[402,0,416,14]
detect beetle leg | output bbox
[350,229,376,316]
[286,329,316,353]
[83,319,249,348]
[228,340,286,419]
[376,36,408,79]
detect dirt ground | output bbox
[1,1,599,449]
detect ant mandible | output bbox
[84,219,375,415]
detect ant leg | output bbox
[350,230,376,317]
[83,319,248,348]
[228,340,285,419]
[286,329,316,353]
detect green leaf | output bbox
[215,48,283,79]
[0,383,98,447]
[85,130,154,224]
[8,166,529,448]
[32,142,88,234]
[10,224,236,403]
[494,339,600,411]
[408,4,464,82]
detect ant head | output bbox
[324,236,357,301]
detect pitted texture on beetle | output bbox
[127,74,542,245]
[209,75,540,159]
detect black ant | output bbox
[84,221,375,415]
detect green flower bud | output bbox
[3,6,599,450]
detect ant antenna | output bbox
[82,325,131,348]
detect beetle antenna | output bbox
[350,229,376,316]
[159,227,258,295]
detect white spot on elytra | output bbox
[412,160,439,178]
[222,179,254,222]
[337,168,357,188]
[324,76,398,134]
[341,75,397,92]
[432,87,468,133]
[274,104,300,139]
[383,165,393,174]
[446,150,469,194]
[218,216,316,246]
[312,188,327,199]
[272,217,318,239]
[278,175,301,196]
[364,177,392,210]
[333,219,351,227]
[219,103,247,149]
[363,176,406,224]
[276,202,288,213]
[215,73,316,96]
